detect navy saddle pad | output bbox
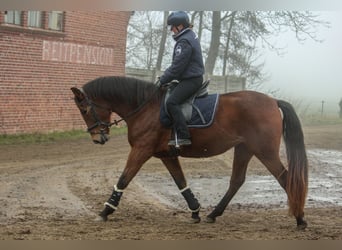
[160,93,219,128]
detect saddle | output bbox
[160,80,219,128]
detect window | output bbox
[48,11,63,31]
[27,11,42,28]
[4,11,21,25]
[1,10,65,34]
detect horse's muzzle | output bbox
[92,133,110,145]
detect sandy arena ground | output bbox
[0,124,341,239]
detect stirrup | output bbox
[168,139,191,147]
[168,131,191,148]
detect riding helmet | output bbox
[167,11,190,28]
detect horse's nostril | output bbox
[93,138,106,145]
[93,140,101,144]
[93,139,105,144]
[104,134,110,141]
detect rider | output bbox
[159,11,205,146]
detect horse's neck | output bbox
[113,93,161,124]
[110,102,135,120]
[106,80,162,121]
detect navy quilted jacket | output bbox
[160,28,204,84]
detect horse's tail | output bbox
[277,100,308,218]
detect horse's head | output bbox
[71,87,112,145]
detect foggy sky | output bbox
[260,11,342,113]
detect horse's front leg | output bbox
[99,147,152,221]
[161,157,201,223]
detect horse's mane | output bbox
[82,76,161,106]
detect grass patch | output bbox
[301,115,342,126]
[0,126,127,145]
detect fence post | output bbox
[224,75,229,93]
[321,100,325,117]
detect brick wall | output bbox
[0,11,131,134]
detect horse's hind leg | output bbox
[161,157,201,223]
[256,154,287,191]
[256,154,307,229]
[206,144,253,223]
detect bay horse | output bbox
[71,76,308,229]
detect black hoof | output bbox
[190,217,201,223]
[297,220,308,230]
[98,211,108,222]
[96,214,108,222]
[190,213,201,223]
[98,205,114,222]
[205,216,216,223]
[296,217,308,230]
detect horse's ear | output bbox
[71,87,85,101]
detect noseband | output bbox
[85,101,114,134]
[78,89,115,135]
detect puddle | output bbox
[136,149,342,210]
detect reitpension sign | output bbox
[42,40,114,66]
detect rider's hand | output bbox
[154,77,161,87]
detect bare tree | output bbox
[204,11,221,75]
[222,11,237,76]
[155,11,169,72]
[190,11,204,42]
[208,11,329,87]
[126,11,329,88]
[126,11,167,70]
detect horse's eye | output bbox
[79,105,91,115]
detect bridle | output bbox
[78,95,115,135]
[86,101,114,134]
[79,84,161,135]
